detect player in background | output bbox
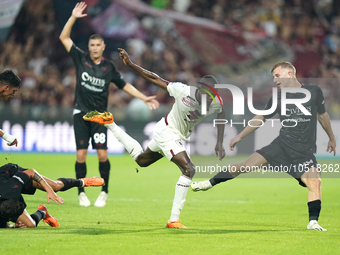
[59,2,159,207]
[0,70,21,147]
[0,163,104,228]
[83,48,226,229]
[191,61,336,231]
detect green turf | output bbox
[0,153,339,255]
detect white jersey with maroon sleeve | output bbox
[165,82,222,141]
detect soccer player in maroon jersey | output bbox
[59,2,159,207]
[83,48,227,228]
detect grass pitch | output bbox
[0,153,339,255]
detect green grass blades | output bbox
[0,154,339,255]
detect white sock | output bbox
[104,123,143,160]
[169,175,191,222]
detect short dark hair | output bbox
[199,75,219,89]
[89,34,105,44]
[0,199,25,219]
[0,70,21,88]
[271,61,296,74]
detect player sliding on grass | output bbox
[0,163,104,228]
[191,61,336,231]
[83,48,226,229]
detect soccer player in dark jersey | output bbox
[191,62,336,231]
[0,163,104,228]
[0,70,21,147]
[59,2,159,207]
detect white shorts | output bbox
[148,117,186,161]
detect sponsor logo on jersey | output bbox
[187,96,196,102]
[181,97,196,108]
[285,106,312,117]
[81,72,105,87]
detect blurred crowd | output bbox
[179,0,340,119]
[0,0,340,121]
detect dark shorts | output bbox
[0,163,36,195]
[73,112,108,150]
[256,138,318,187]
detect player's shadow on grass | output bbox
[177,229,301,234]
[62,227,300,236]
[65,228,161,235]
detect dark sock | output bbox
[58,178,82,191]
[209,169,234,186]
[76,162,87,194]
[308,199,321,221]
[31,210,45,227]
[99,160,110,193]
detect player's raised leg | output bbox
[191,152,267,191]
[84,111,145,160]
[84,111,165,165]
[83,111,113,125]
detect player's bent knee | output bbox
[239,161,254,173]
[135,158,149,167]
[182,163,195,178]
[302,177,321,190]
[188,167,195,178]
[54,180,65,192]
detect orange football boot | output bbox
[166,220,188,229]
[83,110,114,125]
[37,204,59,227]
[81,177,105,187]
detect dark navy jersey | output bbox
[69,44,126,112]
[0,165,30,228]
[262,84,326,156]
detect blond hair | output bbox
[271,61,296,74]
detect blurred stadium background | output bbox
[0,0,339,157]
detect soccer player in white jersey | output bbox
[83,48,226,228]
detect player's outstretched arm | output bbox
[230,115,266,151]
[215,108,226,160]
[59,2,87,52]
[118,48,168,91]
[317,112,336,155]
[0,129,17,147]
[23,169,64,205]
[122,83,160,110]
